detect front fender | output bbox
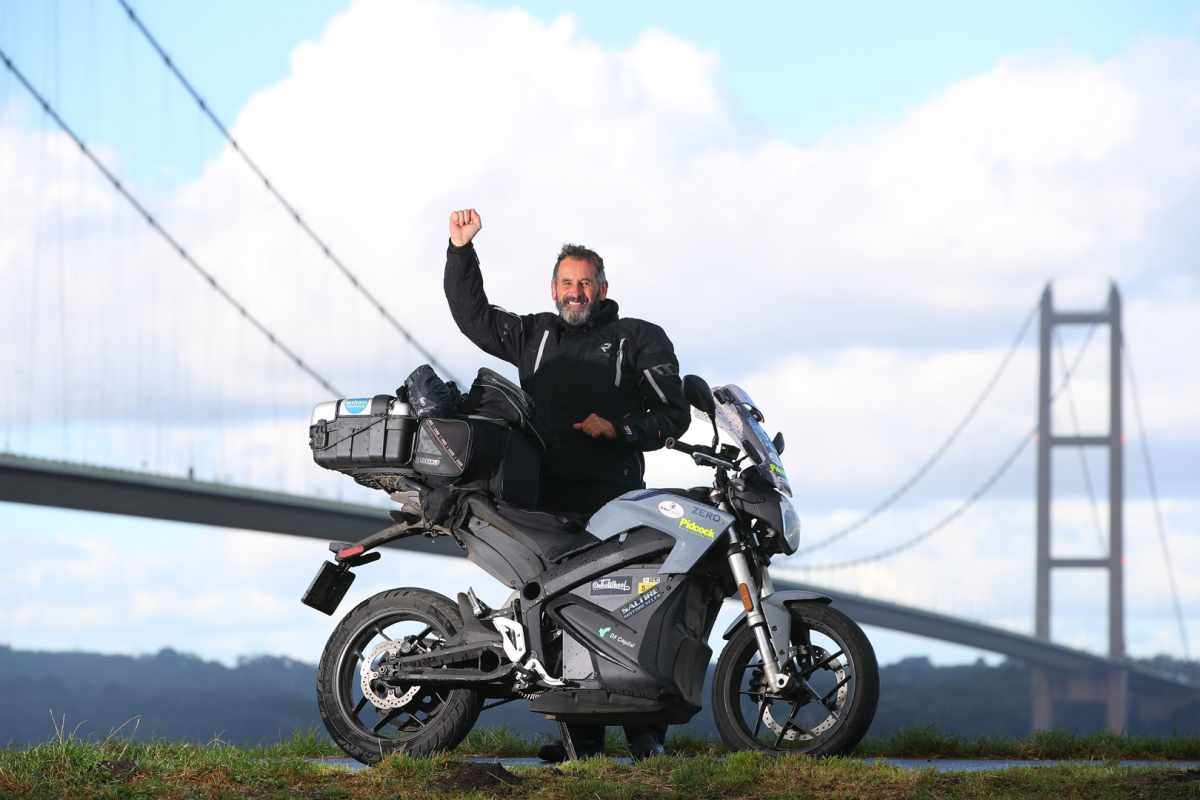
[721,589,832,659]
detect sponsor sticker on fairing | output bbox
[657,500,684,519]
[619,586,663,619]
[637,576,661,594]
[679,518,716,538]
[591,576,632,595]
[596,626,637,648]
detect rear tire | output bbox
[712,602,878,756]
[316,588,483,764]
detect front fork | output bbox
[727,545,792,692]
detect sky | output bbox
[0,0,1198,674]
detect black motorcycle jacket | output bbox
[444,240,690,510]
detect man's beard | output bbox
[556,295,593,327]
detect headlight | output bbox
[778,494,801,555]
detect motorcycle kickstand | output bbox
[556,720,580,761]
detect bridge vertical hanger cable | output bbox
[115,0,460,385]
[1123,336,1191,659]
[0,45,345,400]
[795,300,1040,556]
[52,0,71,462]
[1053,329,1108,554]
[794,324,1099,571]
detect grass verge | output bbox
[2,741,1199,800]
[856,726,1200,761]
[454,725,1200,761]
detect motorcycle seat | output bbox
[466,496,600,564]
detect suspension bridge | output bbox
[0,2,1194,735]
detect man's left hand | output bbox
[573,413,617,440]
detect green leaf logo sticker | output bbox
[597,626,612,638]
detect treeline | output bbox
[1,644,1196,747]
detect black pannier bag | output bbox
[309,367,543,507]
[411,416,540,509]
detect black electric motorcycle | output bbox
[301,372,878,763]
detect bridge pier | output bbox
[1030,666,1129,733]
[1032,284,1130,735]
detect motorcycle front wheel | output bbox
[712,602,878,756]
[316,587,482,764]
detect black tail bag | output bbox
[461,367,545,450]
[411,416,540,509]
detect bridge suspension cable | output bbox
[795,299,1040,556]
[0,46,344,398]
[1124,336,1191,659]
[794,323,1098,571]
[115,0,459,384]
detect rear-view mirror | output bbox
[683,374,716,417]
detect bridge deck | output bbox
[2,452,1192,692]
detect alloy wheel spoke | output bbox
[352,695,369,718]
[820,675,852,710]
[752,698,769,739]
[773,701,802,749]
[371,708,402,733]
[802,649,844,678]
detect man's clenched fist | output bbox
[449,209,482,247]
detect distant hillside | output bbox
[1,644,1196,747]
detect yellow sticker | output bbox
[637,577,662,594]
[679,518,716,538]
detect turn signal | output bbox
[738,583,754,611]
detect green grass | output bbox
[4,724,1200,799]
[856,725,1200,760]
[452,725,1200,761]
[3,740,1198,800]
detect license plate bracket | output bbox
[301,561,355,615]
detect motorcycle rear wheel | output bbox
[712,602,878,756]
[316,588,482,764]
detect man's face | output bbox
[552,257,608,327]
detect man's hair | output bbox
[553,244,606,284]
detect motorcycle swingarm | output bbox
[385,640,504,671]
[381,663,518,688]
[377,642,516,687]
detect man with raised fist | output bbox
[443,208,690,517]
[442,209,690,761]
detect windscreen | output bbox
[713,384,792,496]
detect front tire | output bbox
[316,588,483,764]
[712,602,878,756]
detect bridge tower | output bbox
[1032,282,1127,733]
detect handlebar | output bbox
[665,437,700,456]
[665,438,739,471]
